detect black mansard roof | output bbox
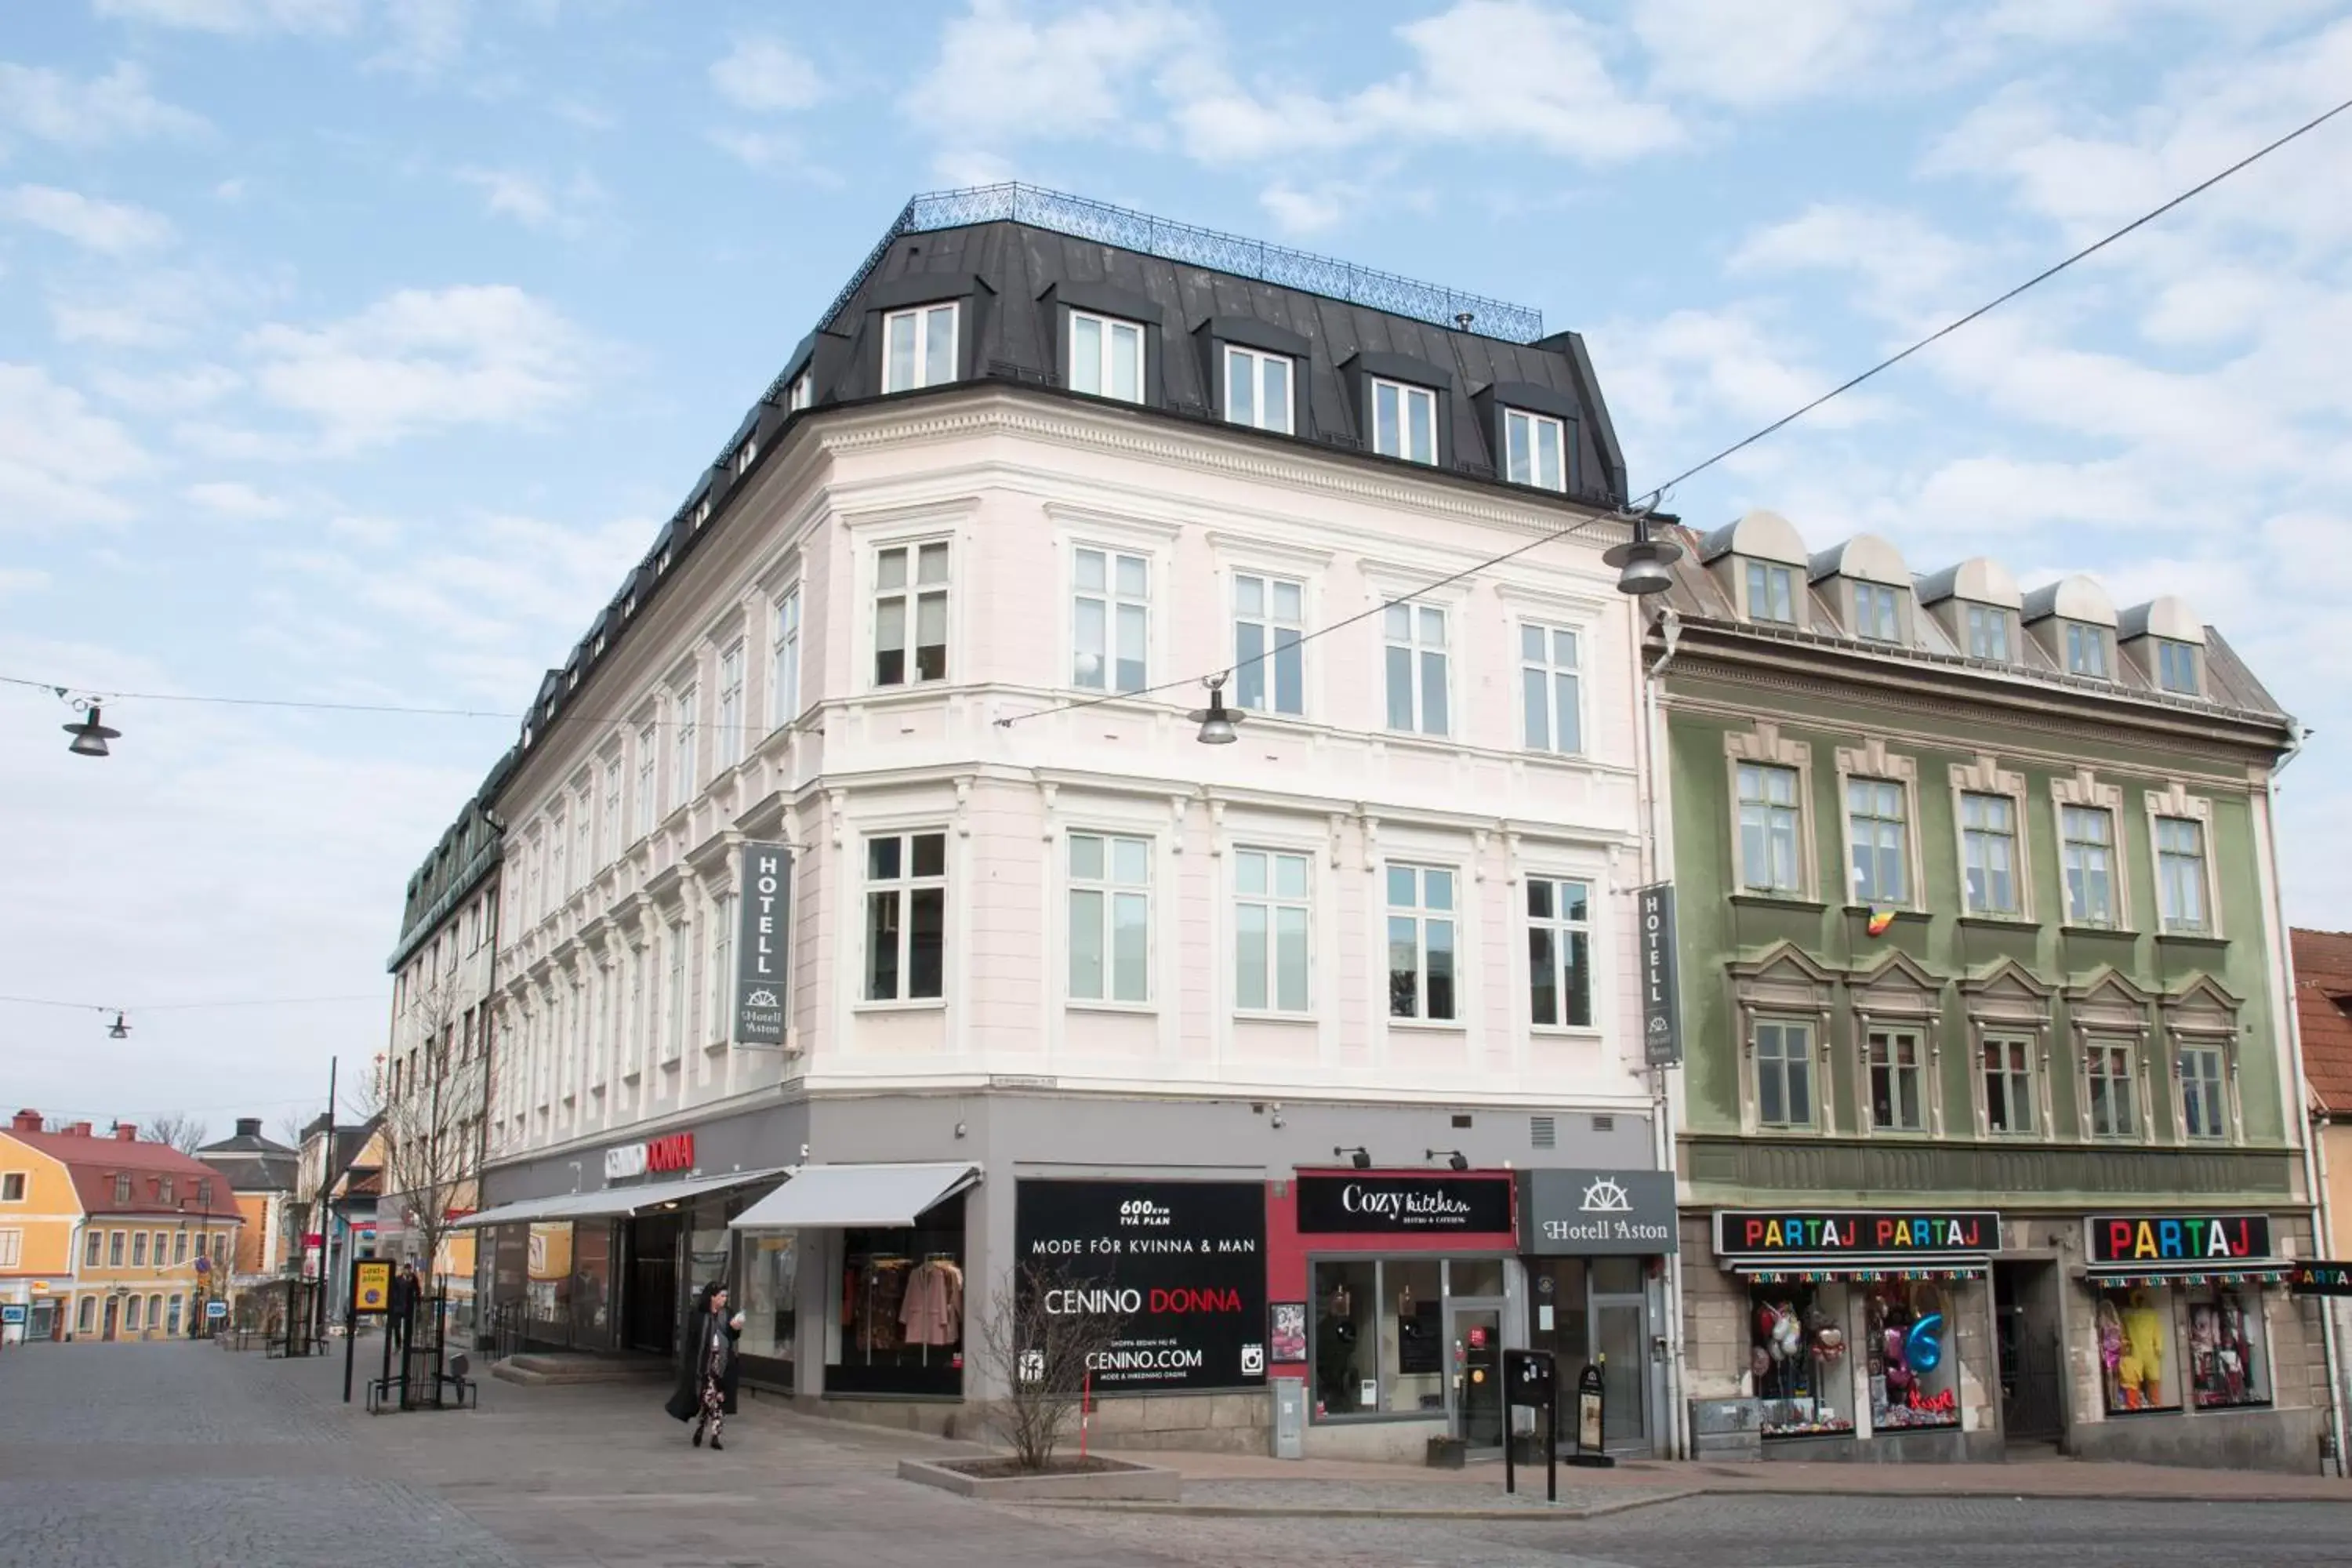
[501,185,1628,792]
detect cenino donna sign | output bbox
[1518,1170,1679,1257]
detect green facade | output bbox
[1667,660,2299,1211]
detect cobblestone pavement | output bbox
[7,1338,2352,1568]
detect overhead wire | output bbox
[0,991,383,1014]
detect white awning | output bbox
[730,1162,979,1230]
[454,1167,789,1230]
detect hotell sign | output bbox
[1714,1210,2001,1258]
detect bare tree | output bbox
[143,1113,209,1156]
[275,1112,308,1150]
[973,1262,1127,1472]
[358,969,486,1301]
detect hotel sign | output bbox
[1637,883,1682,1067]
[733,842,791,1047]
[1713,1209,2000,1258]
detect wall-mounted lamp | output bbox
[1333,1145,1371,1171]
[1424,1148,1469,1172]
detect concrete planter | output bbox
[896,1456,1183,1502]
[1425,1436,1468,1468]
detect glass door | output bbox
[1593,1298,1649,1450]
[1447,1301,1504,1450]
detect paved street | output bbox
[6,1338,2352,1567]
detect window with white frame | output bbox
[1983,1036,2035,1134]
[635,725,657,839]
[2180,1041,2229,1140]
[710,895,734,1044]
[1368,378,1437,464]
[1233,573,1303,716]
[1073,547,1148,693]
[108,1230,125,1266]
[78,1294,95,1331]
[735,435,757,475]
[1755,1019,1814,1128]
[2156,638,2200,695]
[771,586,801,731]
[1965,604,2011,660]
[550,808,568,898]
[672,686,698,805]
[865,831,946,1002]
[789,371,812,411]
[0,1172,22,1203]
[1526,876,1592,1029]
[1867,1029,1926,1131]
[2061,805,2118,927]
[85,1230,101,1267]
[1385,865,1457,1022]
[874,541,949,686]
[1846,779,1908,906]
[1503,408,1566,491]
[1223,344,1293,433]
[1519,623,1581,755]
[1383,602,1450,736]
[2156,817,2211,934]
[1068,833,1150,1004]
[1746,561,1796,624]
[882,303,957,393]
[2086,1040,2137,1138]
[573,795,591,891]
[132,1232,147,1267]
[0,1229,20,1269]
[1960,792,2021,916]
[1737,763,1803,895]
[717,643,744,770]
[1234,848,1309,1013]
[1853,582,1901,642]
[2066,622,2110,678]
[665,921,688,1057]
[1068,310,1145,403]
[601,763,620,865]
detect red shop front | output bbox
[1266,1166,1520,1461]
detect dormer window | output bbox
[883,302,958,393]
[2156,637,2199,695]
[694,499,712,528]
[2065,622,2110,678]
[735,437,757,475]
[1503,408,1566,492]
[1852,583,1900,642]
[1369,378,1437,465]
[1965,604,2010,660]
[1222,345,1293,434]
[789,372,813,412]
[1745,561,1796,625]
[1069,310,1145,403]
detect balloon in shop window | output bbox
[1906,1314,1945,1375]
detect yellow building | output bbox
[1,1110,244,1342]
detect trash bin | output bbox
[1272,1376,1305,1460]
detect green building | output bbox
[1654,510,2323,1471]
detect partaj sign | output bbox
[604,1131,695,1182]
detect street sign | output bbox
[194,1256,211,1276]
[0,1305,25,1327]
[205,1300,229,1321]
[350,1259,393,1316]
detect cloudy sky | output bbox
[4,0,2349,1132]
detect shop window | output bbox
[1309,1258,1444,1418]
[78,1294,95,1333]
[1748,1283,1852,1437]
[527,1221,575,1341]
[125,1296,143,1332]
[570,1223,612,1348]
[2187,1288,2268,1410]
[833,1198,965,1396]
[1864,1283,1958,1431]
[739,1230,799,1368]
[167,1295,183,1336]
[2096,1288,2180,1414]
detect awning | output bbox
[2085,1261,2292,1289]
[1733,1254,1991,1283]
[730,1162,979,1230]
[454,1167,789,1230]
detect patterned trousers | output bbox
[695,1376,724,1442]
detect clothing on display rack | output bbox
[900,1255,964,1348]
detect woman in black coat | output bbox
[665,1282,743,1449]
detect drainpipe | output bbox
[2264,728,2342,1476]
[1639,604,1687,1459]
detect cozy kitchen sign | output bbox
[1295,1172,1514,1235]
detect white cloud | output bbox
[710,37,826,113]
[92,0,361,34]
[906,0,1196,143]
[706,129,840,183]
[1591,305,1883,445]
[2,183,176,255]
[0,365,150,526]
[1630,0,1919,107]
[370,0,469,78]
[241,285,599,452]
[0,568,50,597]
[1729,202,1979,324]
[1258,180,1360,237]
[187,480,292,520]
[453,166,608,236]
[0,59,208,147]
[90,362,244,415]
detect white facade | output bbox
[487,386,1653,1156]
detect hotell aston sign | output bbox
[1714,1210,2001,1258]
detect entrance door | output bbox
[102,1298,118,1341]
[1448,1301,1504,1450]
[1592,1298,1650,1452]
[1994,1261,2063,1442]
[625,1214,680,1356]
